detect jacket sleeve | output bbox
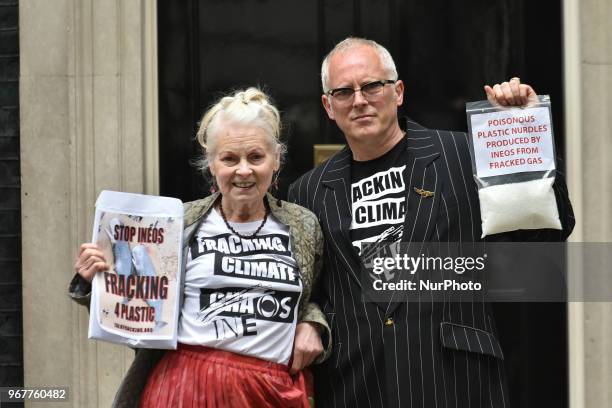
[551,165,576,240]
[68,273,92,310]
[296,211,332,363]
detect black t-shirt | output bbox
[350,135,408,256]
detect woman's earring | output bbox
[270,171,282,206]
[270,171,279,192]
[210,178,218,194]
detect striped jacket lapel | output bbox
[401,128,442,245]
[320,147,364,287]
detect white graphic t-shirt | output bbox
[178,208,302,365]
[350,136,408,257]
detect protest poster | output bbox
[88,190,183,349]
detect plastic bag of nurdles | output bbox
[465,95,561,238]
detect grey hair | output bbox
[320,37,398,93]
[194,87,286,174]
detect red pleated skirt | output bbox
[139,344,312,408]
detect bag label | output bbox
[470,107,555,177]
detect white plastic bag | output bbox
[466,95,561,237]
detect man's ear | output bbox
[322,94,335,120]
[395,80,404,107]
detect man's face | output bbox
[322,45,404,144]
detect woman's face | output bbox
[209,122,279,211]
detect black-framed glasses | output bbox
[326,80,397,104]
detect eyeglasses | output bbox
[326,80,397,104]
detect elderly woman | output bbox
[70,88,331,407]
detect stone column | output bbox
[19,0,158,406]
[565,0,612,407]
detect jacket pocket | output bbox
[440,322,504,360]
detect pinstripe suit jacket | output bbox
[288,119,574,408]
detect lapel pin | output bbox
[413,187,435,198]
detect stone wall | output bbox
[565,0,612,407]
[19,0,157,406]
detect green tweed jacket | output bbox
[69,193,331,408]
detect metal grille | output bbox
[0,1,23,407]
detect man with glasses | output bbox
[288,37,574,408]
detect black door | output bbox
[157,1,567,406]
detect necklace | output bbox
[218,200,269,239]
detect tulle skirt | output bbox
[139,344,311,408]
